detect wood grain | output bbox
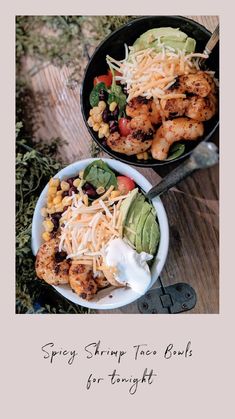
[23,16,219,314]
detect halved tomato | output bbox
[117,176,135,195]
[118,118,131,137]
[114,69,122,78]
[93,73,112,88]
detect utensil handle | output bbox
[146,141,219,200]
[203,24,219,56]
[146,160,196,199]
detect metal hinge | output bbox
[137,282,197,314]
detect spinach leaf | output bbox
[107,64,126,116]
[165,143,185,161]
[108,84,126,115]
[89,82,107,107]
[83,159,117,190]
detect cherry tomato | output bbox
[114,69,122,78]
[93,72,112,88]
[118,118,131,137]
[117,176,135,195]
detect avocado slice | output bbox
[149,220,160,256]
[119,188,139,235]
[133,27,196,54]
[141,212,156,254]
[121,190,160,255]
[124,193,145,245]
[185,37,196,53]
[135,202,152,253]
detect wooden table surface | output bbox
[25,16,219,314]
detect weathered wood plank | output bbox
[23,16,219,314]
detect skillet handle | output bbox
[146,142,219,200]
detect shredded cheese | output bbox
[107,47,207,104]
[58,192,131,274]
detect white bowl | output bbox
[31,158,169,310]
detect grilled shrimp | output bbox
[179,71,216,98]
[35,238,70,285]
[95,272,110,289]
[185,94,217,121]
[160,97,187,118]
[151,117,204,160]
[107,132,152,155]
[69,262,98,300]
[107,114,153,155]
[126,96,162,124]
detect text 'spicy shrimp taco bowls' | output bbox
[32,158,169,310]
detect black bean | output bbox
[110,126,118,133]
[109,120,118,128]
[83,182,97,197]
[66,177,76,186]
[83,182,92,191]
[50,216,59,231]
[113,106,119,118]
[109,120,118,133]
[102,109,109,123]
[69,186,77,196]
[51,212,62,219]
[62,190,69,198]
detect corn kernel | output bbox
[109,101,117,112]
[56,190,63,196]
[47,202,54,209]
[110,190,121,199]
[49,178,60,187]
[104,128,110,138]
[92,106,100,115]
[143,152,149,160]
[42,231,51,241]
[40,207,48,217]
[73,178,81,187]
[48,186,57,196]
[98,128,105,139]
[89,108,95,115]
[93,114,102,123]
[61,181,70,191]
[83,194,89,206]
[96,186,105,195]
[47,195,53,203]
[79,171,84,179]
[98,101,106,111]
[88,116,93,127]
[53,195,62,205]
[62,196,72,206]
[93,123,100,132]
[100,122,109,134]
[47,207,56,214]
[137,153,144,160]
[43,219,54,232]
[55,204,64,212]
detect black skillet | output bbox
[81,15,219,168]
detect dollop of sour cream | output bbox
[104,238,153,294]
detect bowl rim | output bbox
[80,15,219,168]
[31,158,169,310]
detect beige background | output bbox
[1,0,234,418]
